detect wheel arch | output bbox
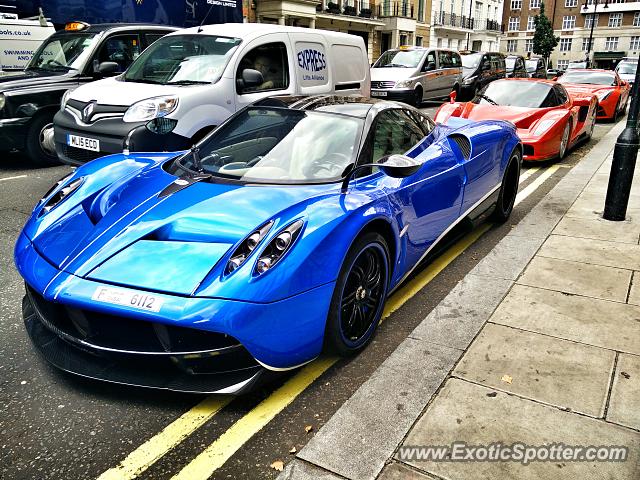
[355,217,398,284]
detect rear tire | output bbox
[25,114,60,167]
[490,148,521,223]
[324,232,389,356]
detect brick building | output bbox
[501,0,640,69]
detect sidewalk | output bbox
[280,120,640,480]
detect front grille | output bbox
[449,134,471,159]
[61,144,105,164]
[371,81,396,89]
[67,99,128,123]
[523,144,535,156]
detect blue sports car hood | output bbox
[24,155,335,296]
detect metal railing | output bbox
[486,19,503,31]
[432,11,474,29]
[378,1,414,18]
[319,1,374,18]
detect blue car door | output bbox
[367,109,465,282]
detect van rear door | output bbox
[288,32,333,95]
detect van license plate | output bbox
[67,134,100,152]
[92,286,164,313]
[371,91,387,97]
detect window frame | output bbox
[559,38,573,52]
[236,41,290,95]
[562,15,576,30]
[608,13,622,28]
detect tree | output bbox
[533,2,559,66]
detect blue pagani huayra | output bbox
[15,95,521,394]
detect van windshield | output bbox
[462,53,482,70]
[123,34,241,85]
[374,50,424,68]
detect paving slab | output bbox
[453,323,615,417]
[278,459,344,480]
[553,215,640,244]
[607,353,640,431]
[537,234,640,270]
[629,272,640,307]
[517,256,632,303]
[469,234,544,280]
[399,379,640,480]
[565,195,640,220]
[377,462,438,480]
[490,284,640,355]
[409,274,512,349]
[297,340,462,480]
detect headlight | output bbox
[39,176,84,215]
[225,221,274,275]
[394,79,414,88]
[463,76,476,85]
[596,90,612,101]
[533,119,556,136]
[123,96,179,123]
[0,93,5,110]
[255,220,304,275]
[60,90,72,112]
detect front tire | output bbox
[25,114,60,167]
[558,121,571,159]
[413,86,423,107]
[490,148,521,223]
[324,232,389,356]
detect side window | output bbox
[438,51,450,69]
[95,34,141,72]
[423,51,436,71]
[409,111,434,136]
[516,58,524,70]
[540,88,559,108]
[144,33,167,47]
[450,52,461,68]
[236,42,290,94]
[371,110,424,162]
[555,85,569,104]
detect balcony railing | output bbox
[432,11,474,29]
[486,19,503,31]
[318,1,374,18]
[378,1,414,18]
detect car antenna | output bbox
[197,4,215,32]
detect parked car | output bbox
[525,57,547,79]
[459,51,506,99]
[558,69,631,120]
[0,21,176,166]
[435,78,598,161]
[615,58,637,90]
[505,55,528,78]
[54,24,371,166]
[17,95,521,394]
[546,68,564,79]
[370,46,462,106]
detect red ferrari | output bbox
[434,78,598,161]
[557,69,630,121]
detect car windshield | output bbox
[175,107,363,183]
[123,34,241,84]
[505,58,516,70]
[374,50,424,68]
[617,63,637,75]
[26,32,99,72]
[462,53,482,70]
[525,60,538,72]
[558,71,616,85]
[473,80,555,108]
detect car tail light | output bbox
[255,220,304,275]
[225,221,273,275]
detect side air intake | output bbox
[448,134,471,160]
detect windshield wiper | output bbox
[166,79,210,85]
[382,63,409,68]
[123,78,164,84]
[476,94,499,106]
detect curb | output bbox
[279,120,627,480]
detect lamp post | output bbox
[582,0,609,67]
[603,56,640,221]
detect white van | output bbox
[53,23,371,165]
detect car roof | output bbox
[564,69,615,74]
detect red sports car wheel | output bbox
[558,121,571,159]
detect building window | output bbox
[557,60,569,70]
[506,40,518,52]
[582,38,592,51]
[559,38,572,52]
[605,37,619,50]
[400,34,408,45]
[565,0,577,6]
[508,17,520,31]
[562,16,576,30]
[630,36,640,51]
[511,0,522,9]
[418,0,425,21]
[527,16,535,30]
[635,12,640,27]
[608,13,622,28]
[416,36,423,46]
[525,39,534,52]
[584,14,598,28]
[530,0,540,8]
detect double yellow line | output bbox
[98,165,554,480]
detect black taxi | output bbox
[0,21,175,166]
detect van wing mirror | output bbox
[96,61,120,77]
[238,68,264,90]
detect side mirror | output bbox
[482,63,491,71]
[237,68,264,90]
[96,61,120,77]
[376,154,422,178]
[424,62,436,72]
[552,76,558,81]
[449,90,457,104]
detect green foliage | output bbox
[533,2,559,61]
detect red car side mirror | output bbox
[449,90,457,104]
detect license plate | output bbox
[371,90,387,97]
[67,134,100,152]
[92,286,163,313]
